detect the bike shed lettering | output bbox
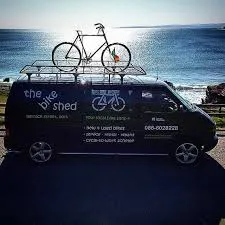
[24,89,78,111]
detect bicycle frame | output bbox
[66,29,110,61]
[98,93,119,106]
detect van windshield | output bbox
[167,86,194,111]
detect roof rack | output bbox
[19,60,146,84]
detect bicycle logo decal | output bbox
[92,90,126,112]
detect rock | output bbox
[3,77,10,82]
[205,83,225,104]
[0,82,11,95]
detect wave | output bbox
[175,85,207,91]
[175,86,207,104]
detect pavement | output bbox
[0,153,224,225]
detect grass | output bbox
[0,94,8,103]
[0,94,8,126]
[212,117,225,129]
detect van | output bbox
[4,63,218,165]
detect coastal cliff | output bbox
[0,82,11,96]
[203,83,225,104]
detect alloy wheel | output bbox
[175,143,199,164]
[29,142,53,163]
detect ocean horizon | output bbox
[0,24,225,103]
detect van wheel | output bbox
[29,141,53,163]
[174,142,200,165]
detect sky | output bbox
[0,0,225,29]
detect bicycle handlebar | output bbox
[94,23,105,29]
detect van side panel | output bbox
[5,82,84,152]
[5,83,157,153]
[80,86,142,153]
[4,82,217,155]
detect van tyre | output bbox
[174,142,202,165]
[29,141,53,163]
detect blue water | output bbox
[0,26,225,103]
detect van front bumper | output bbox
[203,134,218,152]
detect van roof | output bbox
[16,75,168,86]
[17,74,168,88]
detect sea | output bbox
[0,24,225,103]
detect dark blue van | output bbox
[4,65,218,165]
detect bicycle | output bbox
[52,23,131,73]
[92,91,126,112]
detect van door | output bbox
[140,88,182,153]
[12,82,84,153]
[82,85,137,153]
[54,84,84,152]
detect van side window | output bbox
[141,90,178,113]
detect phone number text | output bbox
[145,125,179,131]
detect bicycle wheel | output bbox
[52,42,81,72]
[101,43,131,73]
[92,97,106,111]
[111,97,126,112]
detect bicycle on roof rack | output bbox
[52,23,131,73]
